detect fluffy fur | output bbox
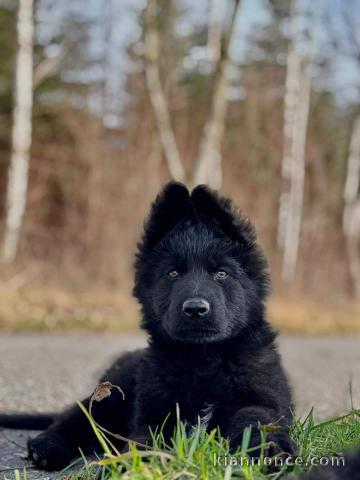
[0,183,295,470]
[299,452,360,480]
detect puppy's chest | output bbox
[138,356,249,423]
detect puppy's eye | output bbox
[167,270,179,279]
[214,270,229,280]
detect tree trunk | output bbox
[2,0,34,263]
[343,116,360,297]
[144,0,185,182]
[277,49,302,250]
[280,68,311,282]
[277,1,311,283]
[144,0,240,188]
[190,0,240,189]
[207,0,221,67]
[100,0,113,124]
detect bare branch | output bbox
[144,0,185,182]
[33,35,81,90]
[33,47,67,88]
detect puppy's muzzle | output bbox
[182,297,210,318]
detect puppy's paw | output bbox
[265,431,297,457]
[231,428,297,460]
[28,432,73,470]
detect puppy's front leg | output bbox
[28,386,128,470]
[225,406,296,457]
[28,350,142,470]
[27,397,94,470]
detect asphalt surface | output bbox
[0,333,359,478]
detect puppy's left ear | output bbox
[191,185,256,249]
[141,182,193,251]
[191,185,269,298]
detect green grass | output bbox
[58,407,359,480]
[9,408,360,480]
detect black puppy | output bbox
[0,183,294,470]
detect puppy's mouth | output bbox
[170,327,224,344]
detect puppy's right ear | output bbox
[141,182,192,251]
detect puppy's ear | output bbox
[191,185,269,299]
[141,182,192,250]
[191,185,256,249]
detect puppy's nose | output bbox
[182,298,210,318]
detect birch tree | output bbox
[207,0,221,67]
[277,4,311,282]
[343,117,360,297]
[2,0,34,263]
[33,45,69,88]
[101,0,114,125]
[144,0,241,189]
[144,0,185,182]
[337,2,360,297]
[191,0,239,189]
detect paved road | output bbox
[0,333,359,478]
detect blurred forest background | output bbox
[1,0,360,332]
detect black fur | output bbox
[299,451,360,479]
[0,183,295,470]
[0,413,55,430]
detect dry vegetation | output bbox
[1,1,360,333]
[0,278,359,333]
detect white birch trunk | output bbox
[191,0,240,189]
[2,0,34,263]
[281,68,311,281]
[144,0,185,182]
[144,0,240,187]
[190,61,228,189]
[201,0,224,190]
[342,117,360,297]
[207,0,221,67]
[277,49,302,249]
[278,0,311,282]
[101,0,113,124]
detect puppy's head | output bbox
[134,182,269,344]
